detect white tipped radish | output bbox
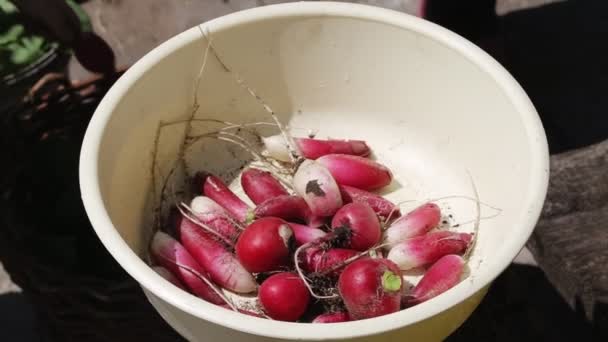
[317,154,393,190]
[262,134,371,161]
[384,203,441,248]
[150,232,225,304]
[387,231,472,270]
[404,254,466,306]
[293,159,343,217]
[190,196,240,244]
[202,174,252,222]
[339,185,400,220]
[241,168,289,205]
[178,216,257,293]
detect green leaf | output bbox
[381,270,402,292]
[66,0,92,32]
[0,24,24,45]
[0,0,18,14]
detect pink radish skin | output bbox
[235,217,294,273]
[339,185,400,219]
[387,231,472,270]
[296,138,370,160]
[288,222,327,246]
[338,258,403,320]
[178,216,256,293]
[202,174,251,222]
[190,196,239,244]
[317,154,393,191]
[331,202,382,251]
[405,254,466,306]
[312,311,351,323]
[241,168,288,205]
[302,247,359,275]
[262,134,370,161]
[259,272,310,321]
[384,203,441,248]
[152,266,186,290]
[254,195,324,227]
[293,160,343,217]
[150,232,225,304]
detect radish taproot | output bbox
[190,196,239,244]
[312,311,351,323]
[262,134,370,161]
[288,222,327,246]
[293,160,343,217]
[301,247,359,275]
[259,272,310,321]
[384,202,441,248]
[241,168,288,205]
[331,202,382,251]
[150,232,225,304]
[254,195,324,227]
[236,217,294,273]
[317,154,392,190]
[338,258,403,319]
[339,185,400,219]
[387,231,472,270]
[404,254,466,306]
[202,174,252,222]
[177,215,257,293]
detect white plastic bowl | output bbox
[79,2,549,341]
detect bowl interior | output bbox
[81,2,548,340]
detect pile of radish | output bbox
[149,134,473,322]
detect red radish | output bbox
[178,216,257,293]
[387,231,472,270]
[259,272,310,321]
[301,247,359,275]
[405,254,465,306]
[262,134,370,161]
[190,196,239,244]
[312,311,350,323]
[254,195,324,227]
[384,203,441,248]
[241,168,288,205]
[338,258,403,320]
[339,185,400,219]
[331,202,381,251]
[202,174,252,222]
[317,154,392,190]
[236,217,294,273]
[293,160,343,217]
[152,266,186,290]
[150,232,225,304]
[288,222,326,246]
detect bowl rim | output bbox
[79,1,550,340]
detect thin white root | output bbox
[293,242,339,300]
[199,26,302,164]
[463,171,481,261]
[156,254,238,311]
